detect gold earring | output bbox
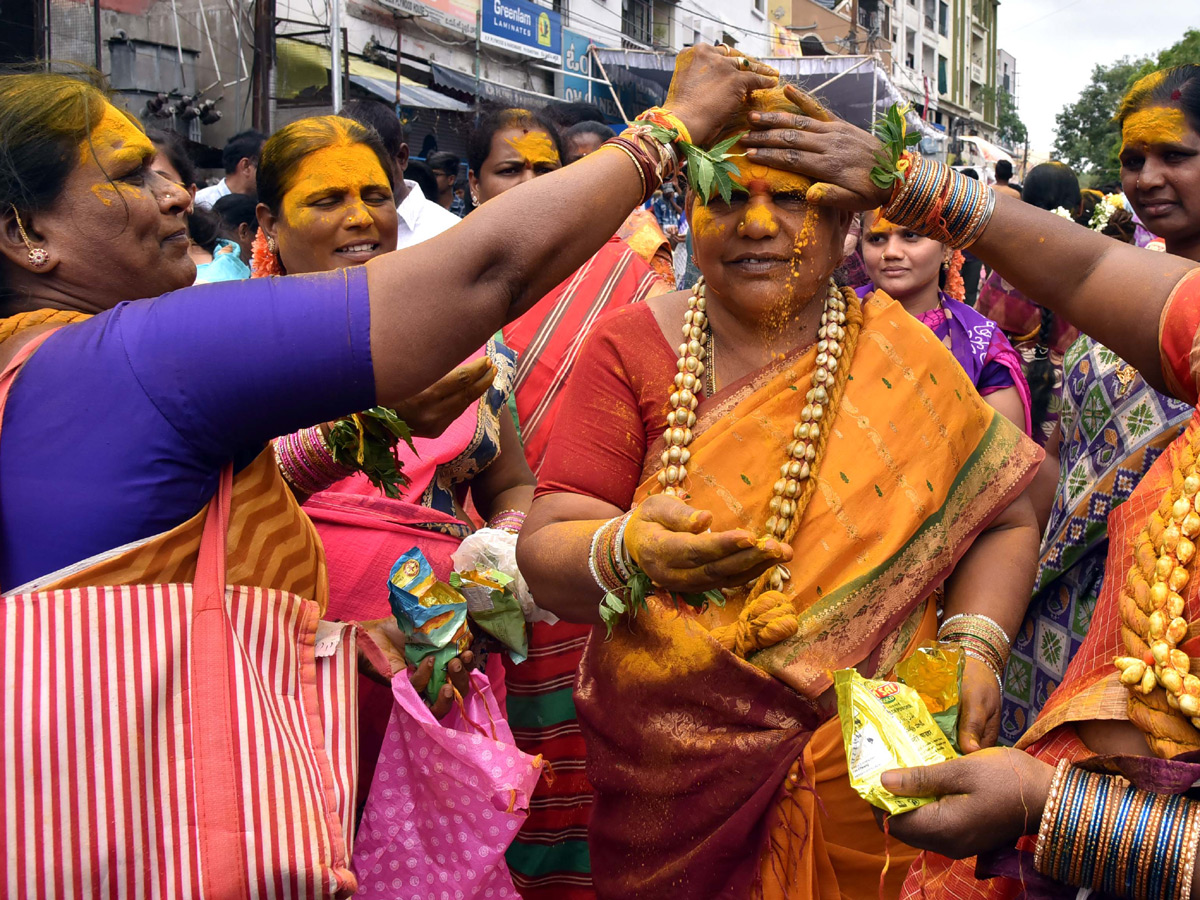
[10,205,49,268]
[267,235,278,254]
[941,258,950,271]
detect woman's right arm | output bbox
[364,48,776,408]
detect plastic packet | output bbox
[834,668,959,815]
[451,568,529,664]
[388,548,471,700]
[450,527,558,624]
[895,640,965,750]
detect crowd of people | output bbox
[1,41,1199,900]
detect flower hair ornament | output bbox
[10,205,49,268]
[944,249,966,302]
[250,229,284,277]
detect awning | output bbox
[591,49,940,139]
[276,38,469,111]
[350,74,471,111]
[431,63,558,108]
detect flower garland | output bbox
[944,249,966,302]
[250,229,284,277]
[1088,193,1124,232]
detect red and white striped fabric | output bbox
[0,334,361,899]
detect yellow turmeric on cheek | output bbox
[1122,105,1188,151]
[690,204,726,238]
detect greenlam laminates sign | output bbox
[481,0,562,64]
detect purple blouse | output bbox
[0,267,374,589]
[857,285,1033,434]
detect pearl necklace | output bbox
[658,276,851,591]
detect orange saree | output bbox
[571,290,1043,898]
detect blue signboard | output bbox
[561,29,591,102]
[481,0,562,65]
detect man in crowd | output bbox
[195,129,267,209]
[993,158,1022,199]
[563,120,615,165]
[340,100,460,248]
[426,151,462,213]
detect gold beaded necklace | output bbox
[658,275,856,593]
[1115,431,1200,736]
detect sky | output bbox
[995,0,1196,153]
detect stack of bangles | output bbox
[588,512,634,596]
[603,107,687,205]
[274,426,355,495]
[1036,759,1200,900]
[937,612,1010,689]
[884,153,996,249]
[486,509,526,534]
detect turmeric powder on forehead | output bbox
[1122,105,1188,150]
[506,130,560,167]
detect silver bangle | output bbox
[588,521,612,596]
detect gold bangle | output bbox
[604,142,647,203]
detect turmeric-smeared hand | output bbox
[623,494,792,594]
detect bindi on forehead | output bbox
[1122,105,1189,150]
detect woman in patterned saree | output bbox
[0,51,774,893]
[517,86,1043,898]
[1000,69,1200,748]
[738,65,1200,899]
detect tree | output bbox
[1052,58,1145,183]
[995,88,1027,148]
[1153,27,1200,71]
[1052,28,1199,183]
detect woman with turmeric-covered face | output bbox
[257,118,537,734]
[517,87,1042,898]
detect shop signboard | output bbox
[481,0,562,65]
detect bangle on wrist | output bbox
[1036,764,1200,900]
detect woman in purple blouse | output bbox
[858,209,1032,433]
[0,57,773,592]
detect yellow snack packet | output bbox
[834,668,959,815]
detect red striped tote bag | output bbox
[0,331,360,898]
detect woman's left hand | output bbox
[739,84,890,211]
[875,749,1055,859]
[957,655,1002,753]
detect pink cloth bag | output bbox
[352,669,545,899]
